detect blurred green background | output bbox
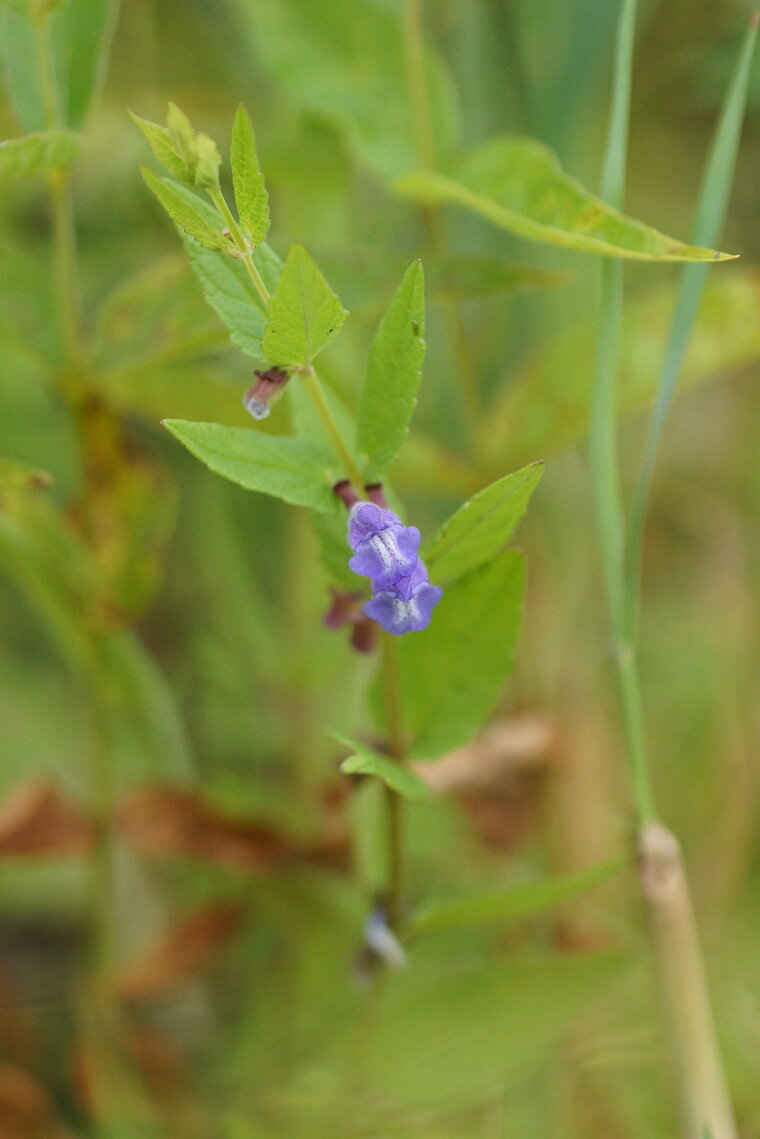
[1,1,759,1136]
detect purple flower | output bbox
[344,499,443,636]
[347,502,421,589]
[363,560,442,635]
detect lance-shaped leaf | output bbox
[183,237,282,359]
[0,130,81,178]
[396,136,735,262]
[141,169,229,252]
[61,0,119,128]
[407,855,627,937]
[337,736,431,801]
[384,551,525,761]
[230,104,269,245]
[356,260,425,481]
[262,244,347,367]
[163,420,337,512]
[423,462,543,583]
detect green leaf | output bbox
[388,551,525,760]
[356,261,425,481]
[407,855,627,937]
[395,137,736,262]
[0,0,117,131]
[141,169,229,252]
[0,456,53,490]
[0,9,42,131]
[337,736,431,801]
[0,130,81,178]
[166,102,197,171]
[162,420,337,512]
[230,103,270,245]
[174,185,282,358]
[262,244,347,367]
[360,951,625,1111]
[193,131,221,190]
[130,112,192,182]
[423,462,543,583]
[184,241,275,357]
[58,0,118,128]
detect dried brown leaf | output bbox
[0,782,93,856]
[118,786,289,870]
[119,784,350,873]
[414,715,553,794]
[119,903,245,1001]
[414,716,554,853]
[0,1063,73,1139]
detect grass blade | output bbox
[623,14,760,634]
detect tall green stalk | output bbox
[589,0,655,828]
[623,14,759,640]
[590,3,749,1135]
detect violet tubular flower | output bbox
[347,501,442,635]
[364,560,442,635]
[348,502,420,589]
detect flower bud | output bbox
[242,367,290,420]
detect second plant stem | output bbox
[381,632,407,930]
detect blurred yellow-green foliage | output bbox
[1,1,760,1136]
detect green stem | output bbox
[616,643,655,823]
[208,186,271,306]
[381,632,406,930]
[594,5,738,1137]
[301,367,366,491]
[589,0,656,829]
[622,14,760,642]
[589,260,625,632]
[590,256,656,825]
